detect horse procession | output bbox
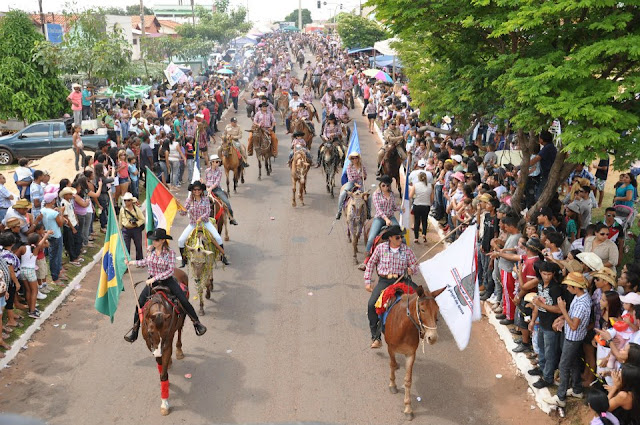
[118,32,440,421]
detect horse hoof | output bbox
[405,412,414,421]
[205,289,211,299]
[199,308,205,316]
[224,236,230,242]
[176,349,184,360]
[258,176,262,181]
[160,407,170,416]
[389,386,398,394]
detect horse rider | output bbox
[123,228,207,343]
[297,103,316,135]
[277,72,291,93]
[336,151,367,220]
[177,180,229,266]
[302,85,314,103]
[220,117,250,169]
[333,85,345,103]
[331,98,350,125]
[364,224,419,349]
[248,102,279,158]
[286,91,303,134]
[289,131,313,166]
[318,113,343,166]
[376,120,407,176]
[205,155,239,228]
[364,175,400,255]
[320,87,334,123]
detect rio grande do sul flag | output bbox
[145,167,180,238]
[419,226,481,350]
[95,205,128,322]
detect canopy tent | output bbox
[347,47,375,55]
[282,26,300,32]
[369,55,403,69]
[231,36,258,46]
[374,38,399,56]
[101,85,152,99]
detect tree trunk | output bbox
[528,150,576,217]
[418,117,481,138]
[510,129,536,213]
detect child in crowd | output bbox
[128,156,139,199]
[14,158,33,198]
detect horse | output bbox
[345,89,355,109]
[246,102,255,119]
[210,194,230,242]
[297,51,305,69]
[383,285,445,420]
[291,148,310,207]
[140,283,187,416]
[381,143,404,196]
[290,117,314,150]
[344,189,369,264]
[275,91,289,125]
[220,134,244,195]
[184,223,217,315]
[311,75,322,98]
[320,140,342,198]
[248,125,273,180]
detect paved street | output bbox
[0,57,554,425]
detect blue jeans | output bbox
[337,181,356,215]
[121,121,130,139]
[170,160,180,186]
[130,179,139,198]
[365,216,399,253]
[557,338,584,400]
[212,187,233,217]
[537,327,561,384]
[187,159,194,183]
[48,236,63,281]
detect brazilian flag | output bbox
[95,205,129,322]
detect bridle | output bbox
[406,292,438,340]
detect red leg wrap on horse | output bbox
[161,380,170,399]
[157,364,163,374]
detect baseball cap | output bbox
[417,159,426,168]
[620,292,640,305]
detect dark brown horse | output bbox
[290,116,314,150]
[384,285,445,420]
[141,281,187,416]
[381,144,403,196]
[248,125,273,180]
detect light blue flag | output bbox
[341,122,360,185]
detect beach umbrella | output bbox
[217,68,234,75]
[362,68,393,83]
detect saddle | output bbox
[146,284,188,316]
[376,283,416,333]
[209,194,226,222]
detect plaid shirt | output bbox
[346,163,367,186]
[331,105,349,121]
[205,167,222,190]
[181,196,210,225]
[184,120,198,138]
[372,190,398,219]
[364,242,418,285]
[132,246,175,281]
[564,292,591,341]
[567,168,595,186]
[333,89,345,100]
[291,137,307,149]
[323,124,341,140]
[253,110,276,128]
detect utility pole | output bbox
[190,0,196,25]
[38,0,45,35]
[139,0,145,44]
[298,0,303,31]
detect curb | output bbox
[427,214,554,414]
[0,249,104,371]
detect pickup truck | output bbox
[0,119,107,165]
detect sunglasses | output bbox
[598,232,609,236]
[193,188,202,191]
[390,235,402,240]
[380,183,388,187]
[606,214,615,217]
[124,199,133,202]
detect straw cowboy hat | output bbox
[122,192,137,202]
[442,116,452,124]
[576,252,604,272]
[592,267,617,287]
[131,110,141,118]
[59,187,77,197]
[72,83,81,89]
[13,199,32,209]
[5,217,23,228]
[562,272,588,289]
[348,151,361,159]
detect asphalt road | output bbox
[0,53,555,425]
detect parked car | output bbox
[0,119,107,165]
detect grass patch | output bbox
[1,230,105,354]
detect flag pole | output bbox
[108,192,143,323]
[416,217,474,264]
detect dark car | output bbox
[0,119,107,165]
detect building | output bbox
[153,3,214,24]
[131,15,162,34]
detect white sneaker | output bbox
[566,389,584,399]
[488,294,498,304]
[37,291,47,300]
[543,395,566,407]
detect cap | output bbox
[417,159,426,168]
[452,154,463,163]
[620,292,640,305]
[230,117,237,122]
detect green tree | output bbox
[369,0,640,211]
[0,10,67,122]
[177,5,251,44]
[102,7,126,15]
[283,8,313,28]
[125,4,153,15]
[336,13,388,49]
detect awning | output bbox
[102,85,152,99]
[347,47,374,55]
[374,38,399,56]
[369,55,403,69]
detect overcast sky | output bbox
[4,0,363,23]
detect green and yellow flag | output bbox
[95,205,129,322]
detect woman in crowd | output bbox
[585,222,620,274]
[72,124,86,172]
[364,175,398,255]
[613,173,637,208]
[409,171,433,243]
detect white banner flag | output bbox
[164,62,187,87]
[419,226,481,350]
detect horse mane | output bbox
[154,311,165,328]
[416,285,425,298]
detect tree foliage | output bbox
[177,5,251,44]
[369,0,640,209]
[336,13,388,49]
[101,5,153,15]
[283,8,313,27]
[0,10,67,122]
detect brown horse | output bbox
[344,189,369,264]
[345,89,355,109]
[249,125,273,180]
[384,285,445,420]
[290,117,314,150]
[220,134,244,195]
[210,195,229,242]
[291,149,310,207]
[381,144,404,196]
[141,284,187,416]
[275,91,289,125]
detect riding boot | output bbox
[193,321,207,336]
[220,244,230,265]
[180,248,187,268]
[124,321,140,343]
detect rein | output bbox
[406,293,437,340]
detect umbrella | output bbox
[217,68,234,75]
[257,42,266,47]
[362,68,393,83]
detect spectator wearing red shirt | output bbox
[229,83,240,112]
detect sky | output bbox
[3,0,364,23]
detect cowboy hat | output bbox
[442,116,452,124]
[59,187,77,197]
[131,110,141,118]
[13,199,33,209]
[562,272,588,289]
[5,217,23,228]
[567,203,580,214]
[382,225,404,239]
[72,83,81,89]
[327,113,337,121]
[209,154,221,162]
[346,69,354,75]
[451,154,463,163]
[188,181,205,191]
[292,131,305,137]
[558,258,584,273]
[147,228,172,241]
[592,267,617,287]
[525,237,545,254]
[377,175,392,185]
[477,193,492,203]
[576,252,604,272]
[452,171,465,182]
[121,192,137,201]
[348,151,361,159]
